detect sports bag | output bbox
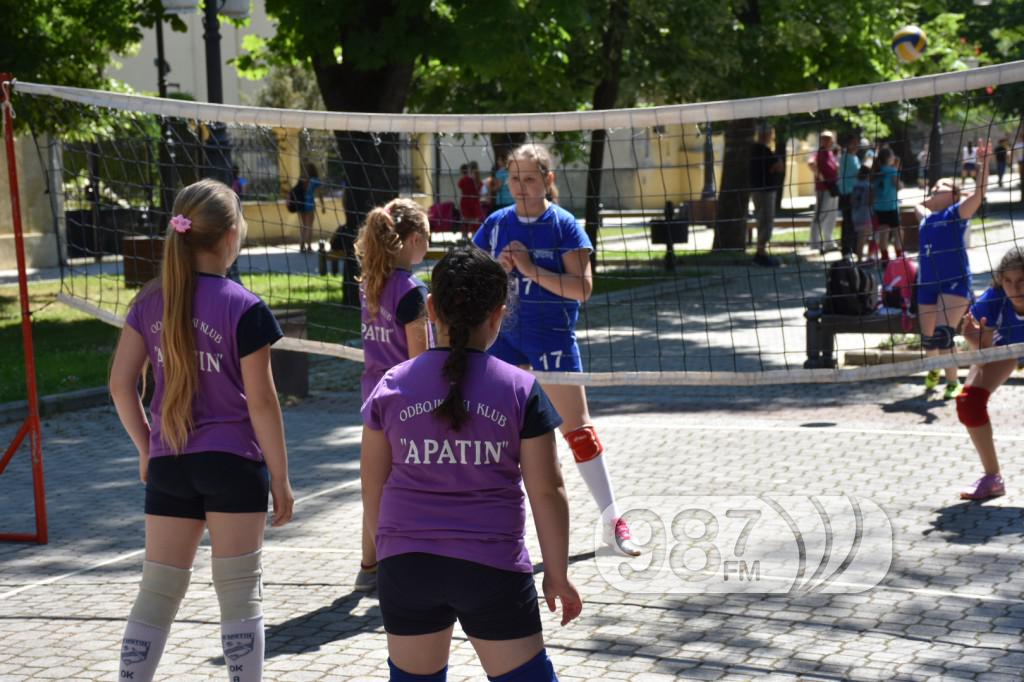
[825,257,879,315]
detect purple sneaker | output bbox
[960,474,1005,501]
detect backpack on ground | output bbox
[882,255,918,312]
[824,257,879,315]
[286,181,304,213]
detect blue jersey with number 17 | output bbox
[472,204,592,333]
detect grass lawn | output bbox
[2,266,684,403]
[0,281,121,404]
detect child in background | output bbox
[361,247,582,681]
[850,165,873,261]
[872,146,902,262]
[109,179,294,682]
[474,143,640,558]
[458,162,484,235]
[955,247,1024,500]
[354,198,433,592]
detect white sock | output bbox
[119,620,170,682]
[221,616,264,682]
[574,455,621,523]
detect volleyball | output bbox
[892,25,927,63]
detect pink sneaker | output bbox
[603,518,641,557]
[960,474,1005,501]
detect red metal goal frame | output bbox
[0,73,48,544]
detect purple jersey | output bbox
[360,269,431,400]
[361,349,562,573]
[125,274,282,460]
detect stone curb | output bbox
[0,386,110,425]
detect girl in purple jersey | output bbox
[354,198,433,592]
[474,143,639,558]
[110,179,294,682]
[362,247,582,682]
[955,247,1024,500]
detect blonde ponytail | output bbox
[355,198,430,317]
[158,179,244,453]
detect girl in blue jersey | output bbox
[473,143,639,558]
[955,247,1024,500]
[915,140,991,399]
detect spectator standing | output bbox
[837,133,862,258]
[809,131,839,254]
[994,139,1008,188]
[749,126,783,267]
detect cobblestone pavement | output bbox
[2,359,1024,681]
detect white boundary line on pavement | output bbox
[0,548,146,600]
[0,479,362,601]
[599,418,1024,443]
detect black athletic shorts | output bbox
[876,209,900,228]
[145,452,269,519]
[378,553,542,640]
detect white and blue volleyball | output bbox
[892,25,927,63]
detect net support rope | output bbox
[57,293,1024,387]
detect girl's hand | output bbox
[270,478,295,527]
[976,139,992,164]
[543,574,583,626]
[962,311,987,349]
[138,451,149,485]
[503,240,536,277]
[497,249,515,273]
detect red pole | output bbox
[0,74,48,544]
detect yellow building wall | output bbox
[630,128,820,209]
[0,136,59,271]
[631,127,724,210]
[241,198,346,246]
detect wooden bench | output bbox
[804,296,920,369]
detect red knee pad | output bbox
[565,425,604,463]
[956,386,991,428]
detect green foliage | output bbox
[248,63,325,111]
[0,0,186,135]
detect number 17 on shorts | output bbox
[594,496,893,594]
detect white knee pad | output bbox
[212,550,263,621]
[128,561,192,630]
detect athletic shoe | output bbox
[924,369,941,391]
[943,382,964,400]
[960,474,1005,501]
[353,564,378,592]
[604,518,641,557]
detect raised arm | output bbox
[959,140,991,220]
[520,431,582,626]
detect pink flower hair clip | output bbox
[170,214,192,234]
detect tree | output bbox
[246,1,585,302]
[0,0,183,134]
[704,0,993,251]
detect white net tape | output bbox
[18,62,1024,386]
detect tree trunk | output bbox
[712,118,755,251]
[313,58,414,306]
[584,0,630,264]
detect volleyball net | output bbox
[11,61,1024,386]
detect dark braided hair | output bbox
[432,247,508,430]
